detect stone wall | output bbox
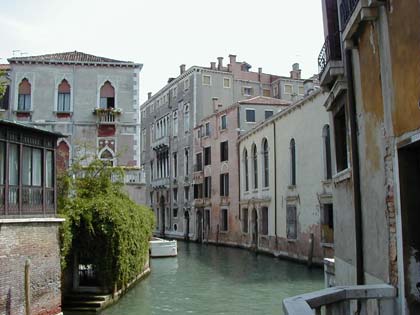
[0,220,62,315]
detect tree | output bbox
[58,158,155,291]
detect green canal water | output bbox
[99,241,323,315]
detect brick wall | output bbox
[0,221,62,315]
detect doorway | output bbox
[252,208,258,249]
[160,195,165,237]
[398,140,420,314]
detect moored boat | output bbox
[149,237,178,257]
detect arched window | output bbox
[57,79,71,112]
[262,139,269,187]
[18,78,31,111]
[323,125,332,179]
[243,149,249,191]
[184,104,190,131]
[57,140,70,172]
[100,148,114,166]
[290,139,296,185]
[252,144,258,189]
[100,81,115,109]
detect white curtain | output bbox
[32,149,42,186]
[46,151,53,188]
[22,146,32,185]
[8,144,19,186]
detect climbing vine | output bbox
[58,158,155,290]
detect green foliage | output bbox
[0,70,7,99]
[58,158,155,290]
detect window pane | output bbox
[100,97,107,109]
[46,151,54,188]
[9,144,19,186]
[246,110,255,122]
[33,149,42,186]
[22,146,32,185]
[265,111,273,119]
[0,142,4,185]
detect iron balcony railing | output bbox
[318,32,342,76]
[340,0,359,30]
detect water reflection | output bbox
[101,241,323,315]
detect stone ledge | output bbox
[0,217,65,224]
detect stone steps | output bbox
[62,293,109,313]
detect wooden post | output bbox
[307,233,314,268]
[25,259,30,315]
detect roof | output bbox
[0,64,10,71]
[8,51,141,68]
[238,96,291,106]
[0,119,64,138]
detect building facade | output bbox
[284,1,420,314]
[238,90,332,263]
[140,54,305,239]
[2,51,146,201]
[0,120,63,315]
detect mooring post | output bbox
[307,233,314,268]
[25,259,31,315]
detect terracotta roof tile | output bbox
[238,96,291,106]
[0,64,10,71]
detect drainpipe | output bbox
[272,120,278,248]
[345,49,364,286]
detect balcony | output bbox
[283,284,396,315]
[151,177,170,189]
[93,108,121,124]
[111,169,146,185]
[318,32,344,87]
[152,136,169,151]
[340,0,383,41]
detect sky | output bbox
[0,0,325,104]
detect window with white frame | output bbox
[100,81,115,109]
[202,75,211,86]
[173,152,177,177]
[223,77,231,88]
[57,79,71,112]
[184,148,189,175]
[243,86,253,96]
[323,124,332,180]
[220,114,227,130]
[299,86,305,95]
[263,89,271,97]
[252,144,258,189]
[184,78,189,90]
[184,104,190,132]
[262,139,269,187]
[221,208,228,231]
[220,173,229,196]
[286,205,297,239]
[243,149,249,191]
[172,86,178,98]
[284,84,293,95]
[141,129,146,151]
[18,78,31,111]
[245,109,256,122]
[242,208,249,233]
[205,122,210,137]
[265,110,274,119]
[173,111,178,137]
[273,85,279,97]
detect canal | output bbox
[99,241,323,315]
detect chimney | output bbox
[212,97,219,113]
[303,79,314,96]
[217,57,223,70]
[258,67,262,81]
[210,62,216,70]
[229,54,237,64]
[290,63,301,80]
[148,92,152,100]
[167,77,175,84]
[180,64,186,75]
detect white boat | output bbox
[149,237,178,257]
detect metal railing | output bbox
[283,284,396,315]
[318,32,342,76]
[340,0,360,30]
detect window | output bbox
[204,176,211,198]
[0,85,9,110]
[262,139,269,187]
[150,160,154,180]
[100,81,115,109]
[46,150,54,188]
[265,110,274,119]
[150,123,154,143]
[290,139,296,185]
[184,186,189,201]
[141,129,146,151]
[205,122,210,137]
[223,78,231,88]
[220,141,228,162]
[194,183,203,199]
[9,144,19,186]
[204,147,211,166]
[284,84,293,94]
[334,106,348,172]
[202,75,211,85]
[57,79,71,112]
[173,111,178,137]
[242,208,248,233]
[22,147,42,186]
[252,144,258,189]
[263,89,271,97]
[323,125,332,179]
[243,149,249,191]
[299,86,305,95]
[261,207,268,235]
[245,109,256,122]
[243,87,253,96]
[286,205,297,239]
[173,208,178,218]
[0,141,5,185]
[100,149,114,166]
[220,115,227,130]
[184,78,189,90]
[220,173,229,196]
[221,209,228,231]
[18,78,31,111]
[195,153,203,172]
[172,86,177,98]
[184,104,190,132]
[273,86,279,97]
[173,188,178,203]
[150,192,154,205]
[204,209,210,229]
[321,203,334,244]
[173,153,177,177]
